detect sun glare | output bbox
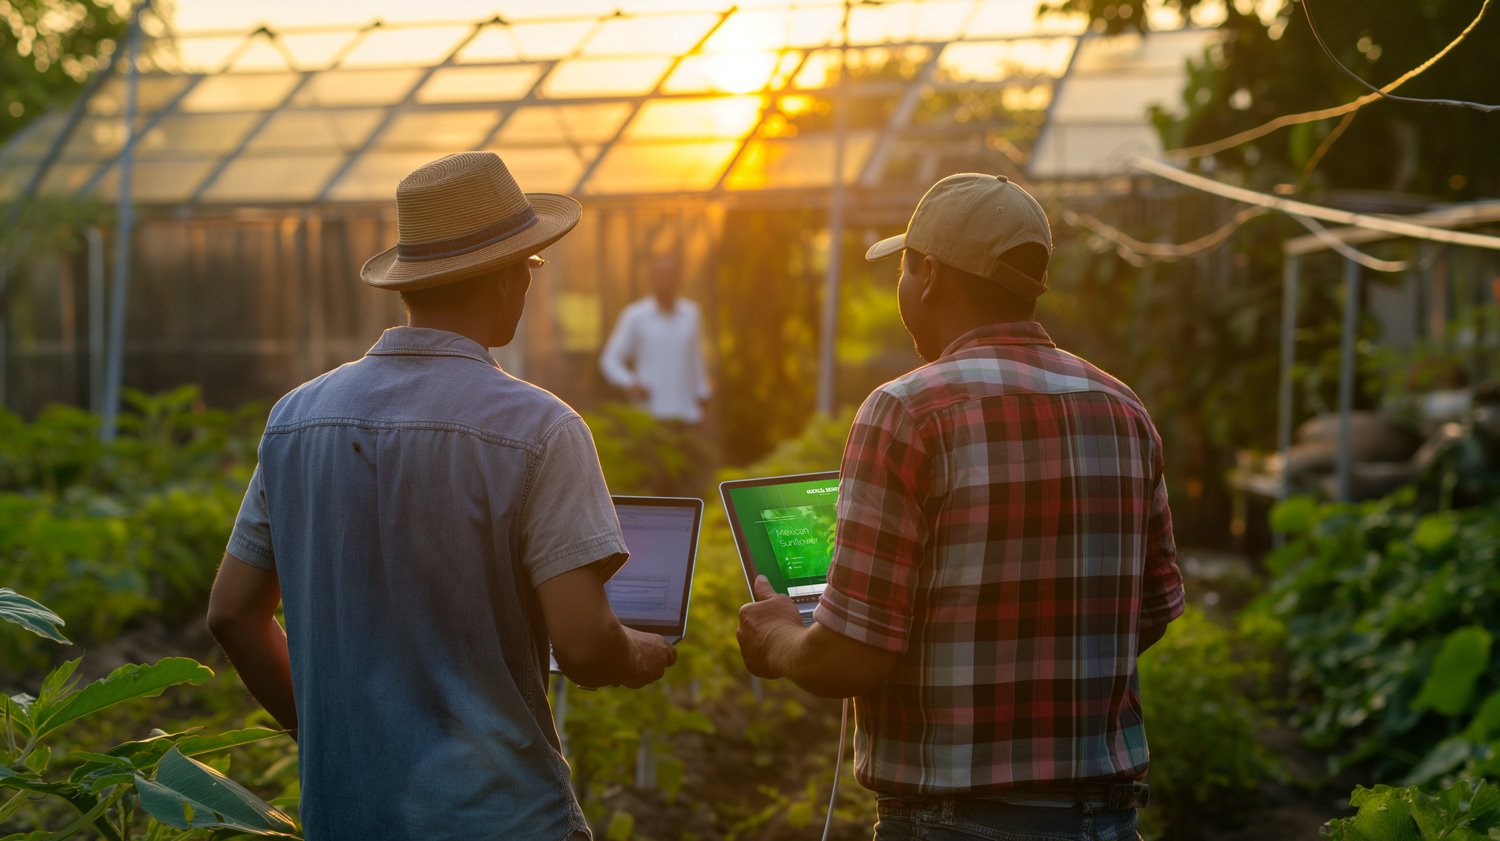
[706,50,780,95]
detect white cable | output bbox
[1127,155,1500,252]
[1288,214,1409,273]
[821,697,849,841]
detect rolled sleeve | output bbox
[814,389,929,654]
[1139,447,1185,630]
[520,415,629,586]
[226,463,276,570]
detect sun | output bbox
[706,50,780,95]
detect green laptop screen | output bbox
[726,477,839,597]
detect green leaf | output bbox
[1350,787,1422,841]
[34,659,81,710]
[1466,690,1500,741]
[1271,496,1321,534]
[29,659,213,740]
[605,810,634,841]
[134,748,297,836]
[1411,626,1494,716]
[0,589,70,645]
[1401,737,1472,786]
[1412,515,1458,552]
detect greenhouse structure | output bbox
[0,0,1228,420]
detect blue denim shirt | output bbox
[228,327,626,841]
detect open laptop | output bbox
[719,471,840,627]
[549,495,703,674]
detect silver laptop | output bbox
[719,471,840,627]
[549,495,703,673]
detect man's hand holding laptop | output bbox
[736,575,805,680]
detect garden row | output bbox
[2,393,1497,840]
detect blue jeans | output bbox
[873,795,1141,841]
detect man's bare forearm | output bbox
[213,617,299,738]
[764,623,893,699]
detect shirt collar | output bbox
[939,321,1057,360]
[365,327,501,368]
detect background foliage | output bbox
[1255,492,1500,789]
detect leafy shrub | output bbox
[0,388,262,669]
[1322,778,1500,840]
[1251,492,1500,785]
[1135,608,1281,840]
[1,588,296,839]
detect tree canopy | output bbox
[1049,0,1499,199]
[0,0,130,144]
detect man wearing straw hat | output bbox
[206,152,676,841]
[738,174,1183,840]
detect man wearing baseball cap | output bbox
[738,173,1184,839]
[206,152,676,841]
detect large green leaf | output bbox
[72,728,285,787]
[1411,626,1494,717]
[0,589,69,645]
[28,659,213,740]
[135,748,297,836]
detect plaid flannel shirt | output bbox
[813,322,1184,795]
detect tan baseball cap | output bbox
[865,173,1052,300]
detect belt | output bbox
[882,782,1149,812]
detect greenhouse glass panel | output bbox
[376,109,502,151]
[625,97,761,141]
[1056,76,1189,121]
[702,7,844,52]
[87,159,221,203]
[157,35,251,73]
[1072,29,1217,73]
[723,131,876,190]
[177,72,301,113]
[37,163,93,196]
[87,76,191,117]
[504,21,601,60]
[1029,124,1161,178]
[479,145,596,193]
[584,140,740,194]
[221,39,297,73]
[325,151,444,202]
[57,116,136,161]
[579,14,721,57]
[454,26,521,63]
[290,69,425,107]
[341,26,473,68]
[662,51,781,95]
[496,104,633,146]
[937,38,1076,82]
[848,0,975,44]
[417,65,545,104]
[0,113,67,163]
[278,32,362,70]
[248,110,385,152]
[199,153,347,203]
[137,113,262,156]
[964,2,1075,38]
[541,57,675,98]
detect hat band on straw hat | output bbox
[396,205,539,263]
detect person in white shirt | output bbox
[599,255,711,424]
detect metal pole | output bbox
[100,1,147,442]
[815,2,850,417]
[87,227,105,413]
[1274,254,1300,544]
[1335,257,1360,502]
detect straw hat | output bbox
[361,152,581,291]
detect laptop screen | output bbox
[720,472,840,602]
[606,500,701,633]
